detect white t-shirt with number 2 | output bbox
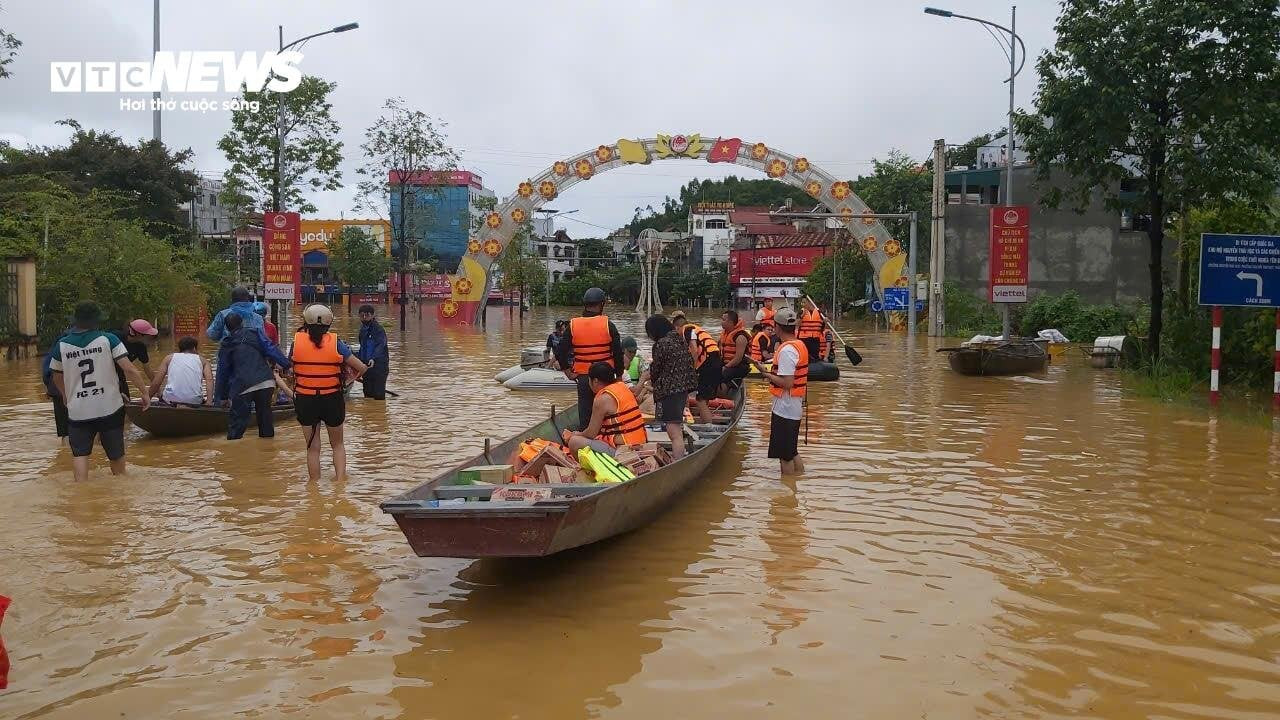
[50,330,128,421]
[771,342,804,420]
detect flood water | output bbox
[2,304,1279,719]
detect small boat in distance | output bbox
[381,389,744,558]
[940,339,1049,376]
[125,400,296,437]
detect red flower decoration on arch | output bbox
[538,180,558,200]
[804,180,822,197]
[750,142,768,160]
[884,239,902,257]
[467,238,482,254]
[455,277,474,295]
[441,300,459,317]
[483,238,502,257]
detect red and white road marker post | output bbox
[1210,306,1223,406]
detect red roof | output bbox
[732,230,847,249]
[741,223,797,235]
[728,207,779,226]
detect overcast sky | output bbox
[1,0,1060,236]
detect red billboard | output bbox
[262,212,301,300]
[729,246,828,284]
[988,205,1029,303]
[388,170,483,188]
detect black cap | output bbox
[583,287,606,304]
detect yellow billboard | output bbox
[299,219,392,256]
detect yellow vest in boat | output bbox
[577,447,636,484]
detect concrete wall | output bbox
[944,168,1171,306]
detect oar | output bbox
[803,294,862,367]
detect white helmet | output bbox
[303,304,333,325]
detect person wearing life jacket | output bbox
[288,304,368,481]
[670,311,722,424]
[147,336,213,405]
[565,362,648,457]
[621,336,645,384]
[718,309,751,391]
[755,297,776,330]
[554,288,624,431]
[747,322,775,367]
[748,307,808,475]
[253,301,278,345]
[797,302,825,361]
[821,325,836,363]
[214,312,292,440]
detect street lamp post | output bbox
[925,5,1025,340]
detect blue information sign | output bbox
[1199,233,1280,308]
[869,300,884,313]
[883,287,909,311]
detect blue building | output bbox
[388,170,495,272]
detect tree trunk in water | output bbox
[1176,234,1190,311]
[1147,195,1165,362]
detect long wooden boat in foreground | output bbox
[381,389,744,558]
[941,339,1049,376]
[125,400,297,437]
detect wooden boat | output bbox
[381,388,744,558]
[125,400,297,437]
[942,339,1049,376]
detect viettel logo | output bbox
[51,51,304,93]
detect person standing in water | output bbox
[355,304,390,400]
[254,302,278,345]
[289,304,368,481]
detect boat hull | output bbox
[125,401,297,437]
[946,343,1048,376]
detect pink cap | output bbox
[129,319,158,336]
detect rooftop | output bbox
[731,230,846,250]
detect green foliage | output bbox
[801,247,871,312]
[0,4,21,80]
[576,237,615,269]
[627,176,814,236]
[218,76,343,215]
[0,121,199,242]
[1019,291,1132,342]
[1017,0,1280,360]
[943,282,1002,337]
[850,150,932,269]
[328,226,391,291]
[943,132,998,170]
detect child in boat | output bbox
[148,336,213,405]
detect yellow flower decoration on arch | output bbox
[884,239,902,257]
[485,212,502,229]
[483,238,502,257]
[517,181,534,199]
[595,145,614,163]
[467,238,482,254]
[804,180,822,197]
[830,181,851,200]
[894,275,910,287]
[574,158,593,179]
[861,236,878,252]
[553,161,570,176]
[511,207,528,224]
[839,206,855,223]
[441,300,459,317]
[455,277,474,295]
[766,158,787,178]
[538,180,558,200]
[794,157,810,173]
[750,142,768,160]
[862,216,877,225]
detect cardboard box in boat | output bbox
[522,445,579,480]
[458,464,513,485]
[540,465,577,484]
[490,486,553,502]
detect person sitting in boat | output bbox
[621,336,647,385]
[253,301,278,345]
[147,336,213,405]
[718,310,751,392]
[564,362,648,457]
[213,312,292,440]
[748,323,775,366]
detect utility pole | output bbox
[929,138,946,337]
[1003,4,1017,341]
[152,0,161,142]
[908,212,918,336]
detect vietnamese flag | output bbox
[0,595,9,689]
[708,137,742,163]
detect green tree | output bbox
[576,237,614,269]
[943,131,997,169]
[495,230,546,309]
[218,76,343,215]
[328,226,392,306]
[354,97,459,329]
[1017,0,1280,360]
[0,3,21,80]
[626,176,815,236]
[801,246,872,312]
[0,120,199,242]
[851,150,932,270]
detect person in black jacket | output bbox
[554,288,624,430]
[214,313,292,439]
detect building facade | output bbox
[298,219,392,289]
[186,176,233,238]
[388,170,495,273]
[687,201,736,270]
[534,228,577,284]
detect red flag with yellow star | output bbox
[707,137,742,163]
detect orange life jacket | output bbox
[598,381,647,447]
[760,306,776,329]
[291,331,344,395]
[683,323,720,369]
[798,308,824,340]
[748,332,771,362]
[820,328,834,361]
[570,315,614,374]
[719,323,749,364]
[769,339,808,398]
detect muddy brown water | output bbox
[2,306,1278,719]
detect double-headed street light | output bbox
[273,22,359,213]
[925,5,1025,339]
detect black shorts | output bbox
[767,412,801,461]
[656,392,688,423]
[295,391,346,427]
[695,357,722,401]
[68,408,126,459]
[51,395,70,438]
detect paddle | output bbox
[803,294,862,367]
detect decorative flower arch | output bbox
[440,133,906,324]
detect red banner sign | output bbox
[262,212,301,300]
[172,307,207,340]
[729,246,828,284]
[989,205,1029,303]
[388,170,482,188]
